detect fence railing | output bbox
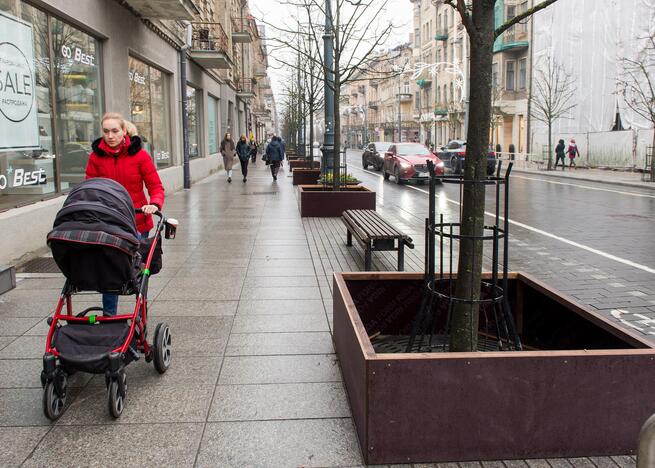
[191,22,229,55]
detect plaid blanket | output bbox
[47,230,138,256]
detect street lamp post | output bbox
[321,0,337,186]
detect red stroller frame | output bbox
[41,209,177,420]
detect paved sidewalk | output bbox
[511,165,655,191]
[0,161,639,467]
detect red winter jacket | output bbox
[85,135,165,233]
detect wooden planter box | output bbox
[333,271,655,464]
[292,169,321,186]
[298,185,376,217]
[289,159,320,171]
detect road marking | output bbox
[512,175,655,199]
[352,165,655,275]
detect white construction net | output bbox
[531,0,654,168]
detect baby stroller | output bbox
[41,178,178,420]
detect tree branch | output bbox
[495,0,559,39]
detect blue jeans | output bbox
[103,231,148,315]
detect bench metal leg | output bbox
[346,230,352,246]
[398,242,405,272]
[364,243,372,270]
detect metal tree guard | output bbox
[405,160,522,353]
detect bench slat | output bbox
[348,210,397,239]
[346,209,406,240]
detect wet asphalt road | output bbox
[344,149,655,338]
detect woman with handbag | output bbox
[220,133,236,183]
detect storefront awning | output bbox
[126,0,199,20]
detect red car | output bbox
[383,143,445,184]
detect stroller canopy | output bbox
[48,178,140,293]
[53,178,139,241]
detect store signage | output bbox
[60,44,95,66]
[128,70,146,85]
[0,11,39,151]
[0,166,47,190]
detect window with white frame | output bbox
[505,61,515,91]
[518,58,527,90]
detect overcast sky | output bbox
[249,0,414,105]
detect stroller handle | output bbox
[134,208,178,239]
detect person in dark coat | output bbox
[236,135,251,183]
[85,112,164,315]
[554,139,566,170]
[265,136,284,181]
[249,139,258,164]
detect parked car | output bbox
[439,140,497,175]
[383,143,445,185]
[362,141,392,171]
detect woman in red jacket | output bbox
[85,112,165,315]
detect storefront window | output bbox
[207,95,219,154]
[128,56,171,168]
[0,5,55,211]
[187,85,200,158]
[51,17,102,187]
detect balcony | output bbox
[397,93,413,102]
[494,27,529,53]
[231,17,252,43]
[125,0,199,20]
[434,31,448,41]
[433,107,448,116]
[236,79,256,100]
[254,65,267,78]
[416,76,432,88]
[368,100,379,109]
[189,23,233,69]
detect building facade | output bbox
[341,44,419,148]
[0,0,276,266]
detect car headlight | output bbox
[436,161,445,168]
[400,162,412,169]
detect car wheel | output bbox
[362,156,368,169]
[395,167,404,185]
[376,162,384,171]
[383,170,390,180]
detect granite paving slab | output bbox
[22,423,203,467]
[208,382,350,421]
[218,354,341,384]
[195,418,361,467]
[226,331,334,356]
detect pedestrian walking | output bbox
[85,112,164,315]
[249,139,258,164]
[236,135,251,183]
[220,133,236,183]
[568,138,579,168]
[266,135,284,181]
[554,139,566,170]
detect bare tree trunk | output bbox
[449,5,495,353]
[547,123,553,170]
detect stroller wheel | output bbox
[43,377,67,421]
[107,373,127,419]
[153,323,172,374]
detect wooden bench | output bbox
[342,209,414,271]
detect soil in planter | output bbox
[346,277,634,353]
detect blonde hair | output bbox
[101,112,126,130]
[124,120,138,137]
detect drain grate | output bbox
[371,334,501,353]
[17,257,60,274]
